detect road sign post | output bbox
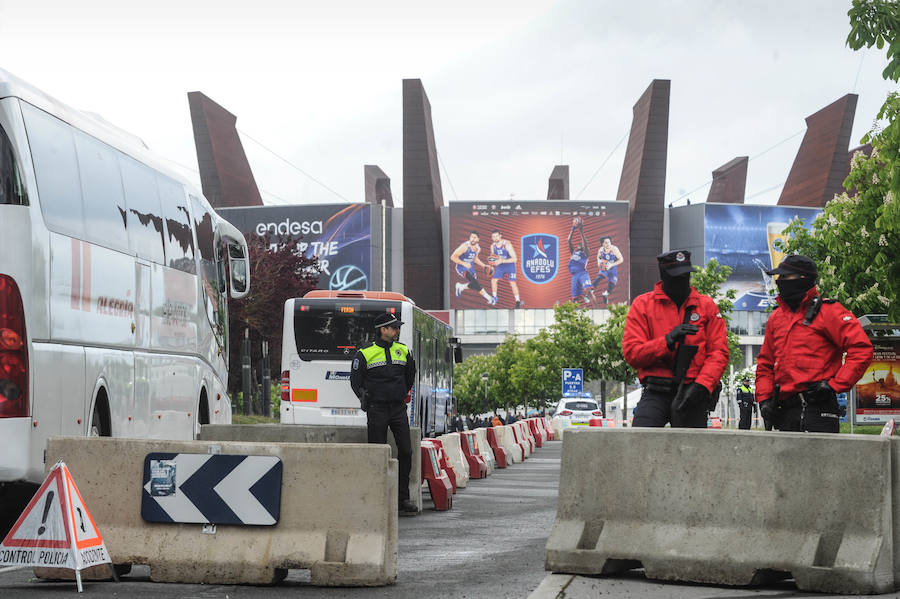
[562,368,583,397]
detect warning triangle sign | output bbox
[0,461,111,571]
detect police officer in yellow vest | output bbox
[350,312,418,516]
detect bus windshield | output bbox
[293,300,402,360]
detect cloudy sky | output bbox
[0,0,892,208]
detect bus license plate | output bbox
[331,408,357,416]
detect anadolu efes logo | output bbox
[521,234,558,284]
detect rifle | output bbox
[671,307,700,412]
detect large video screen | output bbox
[448,201,630,309]
[704,204,821,311]
[218,204,371,291]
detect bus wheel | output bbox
[89,392,110,437]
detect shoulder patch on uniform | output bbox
[352,358,359,369]
[690,313,700,322]
[843,315,852,321]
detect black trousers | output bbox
[738,404,753,430]
[632,386,707,428]
[771,396,840,434]
[366,401,413,502]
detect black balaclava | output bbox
[776,277,815,310]
[660,266,691,307]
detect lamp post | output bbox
[481,372,489,417]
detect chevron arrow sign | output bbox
[140,453,282,525]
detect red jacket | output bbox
[623,282,729,392]
[755,287,873,402]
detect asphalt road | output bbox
[0,440,563,598]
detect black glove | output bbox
[759,399,777,422]
[707,383,721,412]
[665,323,699,349]
[672,382,708,412]
[806,380,836,406]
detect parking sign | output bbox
[562,368,583,396]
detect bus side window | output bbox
[158,175,195,273]
[0,123,28,206]
[120,155,165,264]
[190,195,226,348]
[21,103,85,239]
[73,130,129,253]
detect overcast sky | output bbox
[0,0,893,208]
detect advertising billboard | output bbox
[448,201,630,309]
[855,338,900,424]
[218,204,371,291]
[704,204,822,311]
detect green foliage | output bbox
[689,259,744,369]
[847,0,900,82]
[594,303,636,383]
[781,150,898,319]
[777,3,900,321]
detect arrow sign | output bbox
[141,453,282,525]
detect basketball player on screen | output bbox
[489,229,522,308]
[593,236,624,305]
[451,231,495,304]
[567,217,597,306]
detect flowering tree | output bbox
[780,1,900,320]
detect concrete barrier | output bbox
[43,437,397,586]
[473,429,496,474]
[496,425,524,463]
[200,424,422,513]
[437,433,469,488]
[549,418,564,440]
[546,428,895,595]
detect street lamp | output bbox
[481,372,489,416]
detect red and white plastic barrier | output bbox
[485,427,509,468]
[429,439,457,493]
[460,431,488,479]
[420,440,453,510]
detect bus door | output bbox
[133,259,152,436]
[413,328,423,431]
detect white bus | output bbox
[0,68,250,491]
[280,290,458,436]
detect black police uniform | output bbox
[736,382,754,430]
[349,313,417,512]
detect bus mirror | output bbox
[227,240,250,299]
[454,346,463,364]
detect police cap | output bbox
[657,250,693,276]
[764,254,817,278]
[373,312,404,329]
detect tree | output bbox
[792,0,900,320]
[689,259,744,369]
[453,353,495,417]
[595,302,637,381]
[227,234,319,393]
[545,302,604,385]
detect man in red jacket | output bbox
[623,250,729,427]
[756,255,873,433]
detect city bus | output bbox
[280,290,458,436]
[0,68,251,491]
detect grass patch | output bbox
[232,414,279,425]
[841,422,885,435]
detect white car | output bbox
[552,398,603,427]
